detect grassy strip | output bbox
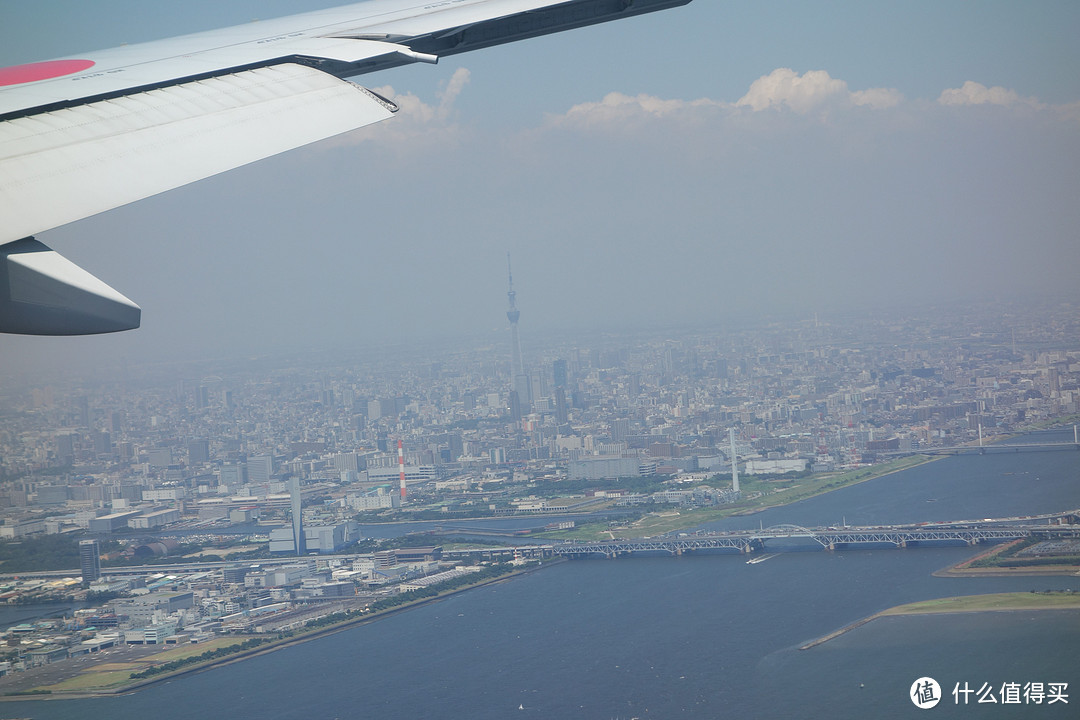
[29,669,139,693]
[128,638,269,680]
[802,591,1080,650]
[881,592,1080,615]
[29,637,261,693]
[540,455,936,541]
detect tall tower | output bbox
[398,439,407,502]
[506,254,530,414]
[729,428,740,494]
[79,539,101,587]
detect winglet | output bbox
[0,238,140,335]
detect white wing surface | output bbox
[0,0,692,334]
[0,64,396,245]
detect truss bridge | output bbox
[552,512,1080,559]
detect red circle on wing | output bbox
[0,59,96,87]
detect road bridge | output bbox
[549,513,1080,559]
[442,545,557,561]
[890,442,1080,457]
[885,426,1080,457]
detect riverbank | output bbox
[800,591,1080,650]
[2,559,562,700]
[545,454,940,541]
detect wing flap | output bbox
[0,238,140,335]
[0,63,395,244]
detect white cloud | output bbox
[371,66,471,127]
[318,68,472,151]
[937,80,1037,107]
[850,87,904,109]
[436,67,471,120]
[541,69,904,134]
[735,69,903,113]
[546,91,722,129]
[736,68,848,112]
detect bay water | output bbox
[4,431,1078,718]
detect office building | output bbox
[248,454,275,485]
[79,539,101,587]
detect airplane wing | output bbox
[0,0,691,335]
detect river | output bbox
[3,430,1078,719]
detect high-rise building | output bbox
[509,391,522,424]
[433,434,464,462]
[611,418,630,443]
[506,254,531,412]
[55,433,76,465]
[554,387,569,424]
[367,399,382,421]
[79,539,101,587]
[248,454,275,485]
[220,463,247,488]
[76,396,90,428]
[334,453,362,474]
[148,447,172,468]
[529,369,546,408]
[188,439,210,465]
[553,359,568,389]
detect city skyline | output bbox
[1,4,1078,711]
[0,295,1076,712]
[0,1,1076,373]
[3,298,1076,479]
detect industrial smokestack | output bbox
[398,439,407,501]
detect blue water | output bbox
[702,433,1080,532]
[5,433,1078,719]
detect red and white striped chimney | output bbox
[398,439,407,501]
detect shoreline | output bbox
[687,419,1076,534]
[935,565,1080,578]
[1,559,562,701]
[800,592,1080,650]
[548,454,944,541]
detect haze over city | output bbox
[1,0,1078,380]
[0,3,1079,715]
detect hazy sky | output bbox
[1,0,1078,378]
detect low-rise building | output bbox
[88,510,142,534]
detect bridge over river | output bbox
[441,510,1080,561]
[887,441,1080,457]
[885,425,1080,457]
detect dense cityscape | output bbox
[1,0,1078,713]
[0,298,1077,687]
